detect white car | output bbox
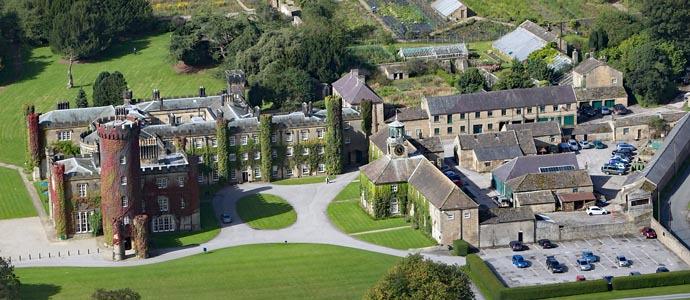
[586,206,609,216]
[568,139,580,151]
[221,213,232,224]
[579,140,593,149]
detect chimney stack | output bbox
[153,89,162,108]
[302,102,308,115]
[123,89,133,105]
[254,106,260,117]
[220,93,227,106]
[56,101,70,110]
[307,101,313,116]
[572,49,579,65]
[199,86,206,97]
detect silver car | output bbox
[579,140,593,149]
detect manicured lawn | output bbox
[273,175,332,186]
[16,243,399,300]
[556,284,690,300]
[355,228,437,250]
[33,181,50,215]
[0,32,225,165]
[0,168,36,219]
[236,193,296,229]
[150,202,220,249]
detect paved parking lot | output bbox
[480,235,689,287]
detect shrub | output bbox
[612,270,690,290]
[466,254,504,300]
[453,239,469,256]
[91,288,141,300]
[501,279,609,300]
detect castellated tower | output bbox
[96,116,143,258]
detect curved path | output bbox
[12,171,465,267]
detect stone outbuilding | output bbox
[503,121,562,153]
[557,191,598,211]
[479,207,536,247]
[614,112,686,141]
[567,121,614,142]
[513,190,557,214]
[454,130,537,172]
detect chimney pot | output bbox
[199,86,206,97]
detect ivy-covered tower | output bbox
[96,116,143,259]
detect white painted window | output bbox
[301,130,309,141]
[181,198,186,209]
[391,184,398,193]
[197,175,205,183]
[211,138,217,147]
[463,211,471,219]
[253,134,259,143]
[120,156,126,165]
[231,170,237,180]
[195,138,203,149]
[229,136,236,146]
[241,135,248,145]
[317,128,324,139]
[121,196,128,207]
[123,216,130,226]
[446,212,455,220]
[302,147,309,156]
[287,147,293,156]
[152,215,175,232]
[212,170,219,182]
[318,146,324,155]
[301,164,309,175]
[242,153,249,161]
[345,136,351,144]
[286,169,293,177]
[76,211,91,233]
[390,199,399,214]
[199,156,204,163]
[213,154,218,162]
[271,133,277,143]
[158,196,169,212]
[229,153,236,161]
[156,177,168,189]
[121,176,127,185]
[254,151,260,160]
[318,164,325,173]
[57,131,72,141]
[254,167,261,178]
[272,149,277,158]
[272,166,278,177]
[78,183,87,198]
[177,176,185,187]
[286,132,293,142]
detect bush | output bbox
[501,279,609,300]
[466,254,504,300]
[612,270,690,290]
[91,288,140,300]
[453,239,469,256]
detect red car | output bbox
[576,275,586,282]
[642,227,657,239]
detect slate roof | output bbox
[136,96,221,112]
[426,86,576,115]
[557,192,597,203]
[456,130,536,159]
[360,156,424,184]
[332,70,382,105]
[409,136,444,154]
[386,107,428,122]
[574,86,628,101]
[515,130,537,155]
[56,157,98,177]
[618,111,687,128]
[514,190,556,205]
[492,152,579,183]
[506,170,592,193]
[457,131,520,150]
[474,145,524,161]
[492,20,557,61]
[430,0,465,17]
[480,207,535,225]
[141,121,217,138]
[573,58,606,75]
[408,158,477,210]
[642,113,690,187]
[39,106,116,128]
[572,122,612,135]
[369,124,419,155]
[505,121,561,137]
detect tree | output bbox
[625,43,676,106]
[0,3,23,74]
[92,71,128,107]
[648,116,669,138]
[75,88,88,108]
[102,0,153,37]
[325,96,343,175]
[259,114,273,182]
[169,16,214,66]
[365,254,473,300]
[91,288,141,300]
[525,58,551,82]
[360,99,372,138]
[247,64,316,110]
[455,68,487,94]
[0,257,20,300]
[493,58,533,90]
[593,10,642,47]
[215,116,229,183]
[643,0,690,45]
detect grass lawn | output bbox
[555,284,690,299]
[150,201,220,249]
[371,73,456,107]
[355,228,437,250]
[273,175,332,186]
[0,32,226,165]
[32,181,50,215]
[16,243,399,300]
[462,0,618,23]
[0,168,36,219]
[236,193,296,229]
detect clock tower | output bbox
[387,117,407,158]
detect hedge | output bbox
[501,279,609,300]
[612,270,690,290]
[453,239,470,256]
[466,254,504,300]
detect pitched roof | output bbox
[359,156,424,184]
[480,207,535,225]
[408,136,444,154]
[474,145,524,161]
[505,121,561,137]
[408,158,477,210]
[430,0,465,17]
[515,130,537,155]
[492,152,579,183]
[332,70,382,105]
[642,113,690,187]
[492,20,557,61]
[456,131,520,150]
[573,58,606,75]
[425,86,576,115]
[369,124,419,155]
[386,107,428,122]
[557,192,597,203]
[56,157,98,177]
[571,122,612,135]
[514,190,556,205]
[614,111,687,128]
[574,86,628,101]
[39,106,116,128]
[506,170,592,193]
[456,130,536,158]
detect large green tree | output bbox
[0,257,20,300]
[493,58,533,90]
[456,68,487,94]
[625,43,676,106]
[325,96,343,175]
[93,71,128,107]
[75,88,88,108]
[365,254,474,300]
[593,11,642,47]
[360,99,372,138]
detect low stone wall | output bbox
[651,218,690,266]
[536,220,638,241]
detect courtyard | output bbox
[480,235,689,287]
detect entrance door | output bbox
[242,172,248,182]
[355,150,363,163]
[518,231,523,242]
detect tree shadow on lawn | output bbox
[0,49,50,87]
[20,283,61,300]
[237,194,294,224]
[83,37,152,64]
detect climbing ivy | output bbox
[290,140,325,175]
[360,99,372,137]
[216,117,230,183]
[259,115,273,182]
[325,96,343,175]
[50,165,68,239]
[133,215,149,259]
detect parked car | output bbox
[613,104,630,115]
[611,155,631,164]
[608,160,630,169]
[586,206,609,216]
[579,140,593,149]
[616,255,630,267]
[629,271,642,276]
[576,275,586,281]
[558,143,572,152]
[568,139,580,151]
[444,170,458,177]
[546,256,565,273]
[656,266,670,273]
[538,239,556,249]
[601,106,612,115]
[602,164,627,175]
[510,241,527,251]
[578,258,593,271]
[642,227,657,239]
[581,250,600,263]
[221,213,232,224]
[512,255,530,268]
[612,148,636,156]
[616,142,637,151]
[593,140,607,149]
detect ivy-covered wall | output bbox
[26,109,41,168]
[215,117,229,183]
[406,184,432,235]
[359,172,408,219]
[49,164,68,239]
[259,115,273,182]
